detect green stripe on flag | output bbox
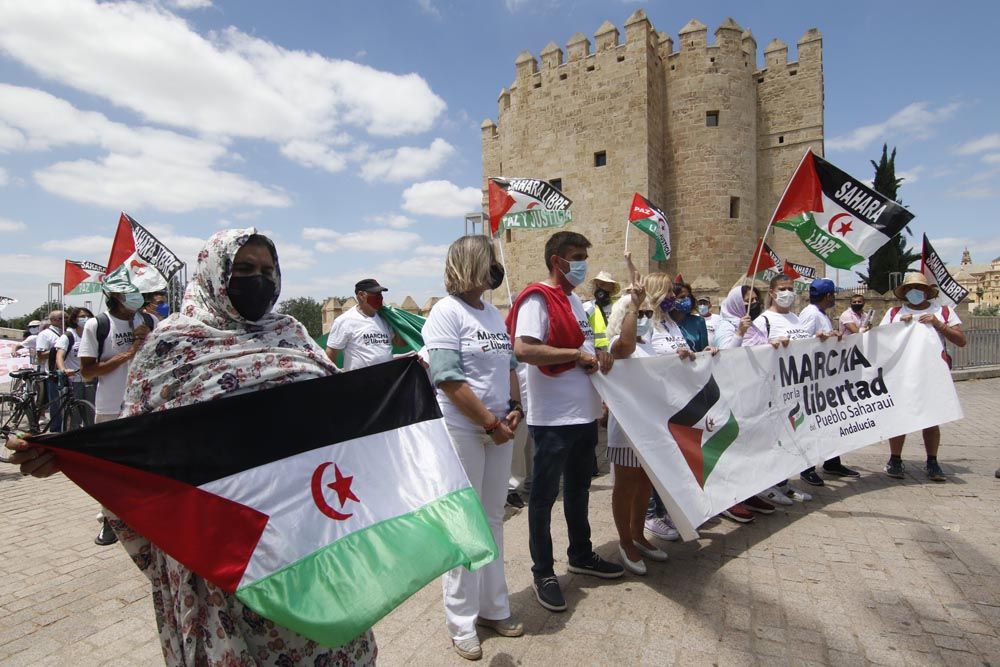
[236,486,498,648]
[631,218,668,261]
[702,411,739,483]
[774,213,865,269]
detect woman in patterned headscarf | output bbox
[6,229,376,666]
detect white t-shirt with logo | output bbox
[79,313,150,416]
[326,307,393,371]
[55,330,84,380]
[880,303,961,350]
[651,317,690,355]
[514,291,601,427]
[422,296,513,432]
[36,327,63,368]
[797,303,835,336]
[753,311,812,342]
[702,313,723,340]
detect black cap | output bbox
[355,278,388,294]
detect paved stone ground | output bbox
[2,379,999,666]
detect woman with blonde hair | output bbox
[422,234,524,660]
[605,272,694,574]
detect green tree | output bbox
[277,297,323,337]
[2,300,63,331]
[857,144,920,293]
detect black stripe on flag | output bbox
[812,154,914,238]
[34,357,440,487]
[668,376,721,426]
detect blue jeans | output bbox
[46,377,63,433]
[527,421,597,578]
[646,489,665,520]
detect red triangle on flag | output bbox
[64,260,90,294]
[107,213,137,272]
[488,180,516,237]
[772,151,823,223]
[782,261,802,281]
[746,239,779,276]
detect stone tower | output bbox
[481,10,824,304]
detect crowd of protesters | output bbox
[4,228,969,665]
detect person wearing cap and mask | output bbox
[696,296,722,342]
[582,271,620,352]
[15,320,43,365]
[78,269,156,545]
[508,230,623,613]
[325,278,397,371]
[797,279,861,483]
[880,272,966,482]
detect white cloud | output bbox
[368,214,415,229]
[359,138,455,183]
[168,0,213,8]
[984,154,1000,165]
[0,166,7,186]
[827,102,959,152]
[402,180,482,217]
[40,235,112,254]
[417,0,441,17]
[303,227,422,253]
[956,133,1000,155]
[0,253,63,277]
[896,166,923,184]
[0,84,289,212]
[504,0,531,11]
[355,49,367,59]
[929,236,1000,261]
[280,140,348,173]
[0,217,26,232]
[950,185,1000,199]
[0,0,446,142]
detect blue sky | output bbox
[1,0,999,318]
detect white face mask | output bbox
[905,289,926,306]
[636,316,653,339]
[697,304,710,316]
[774,290,796,308]
[77,317,89,327]
[28,327,39,335]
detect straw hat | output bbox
[591,271,621,296]
[893,272,938,301]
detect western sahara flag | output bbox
[667,376,739,489]
[746,239,781,277]
[107,212,183,292]
[921,234,969,307]
[64,260,106,295]
[488,177,572,237]
[628,193,671,261]
[772,150,914,269]
[782,261,817,282]
[32,357,497,647]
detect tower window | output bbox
[550,178,563,191]
[533,81,541,89]
[594,151,607,168]
[559,73,567,80]
[729,196,740,219]
[617,55,625,63]
[586,65,595,72]
[790,69,798,76]
[778,135,785,144]
[505,229,512,243]
[706,111,719,127]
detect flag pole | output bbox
[746,148,813,311]
[495,232,513,308]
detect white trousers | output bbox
[442,428,513,641]
[508,422,533,492]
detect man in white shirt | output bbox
[15,320,42,364]
[511,231,623,613]
[696,296,722,341]
[325,279,397,371]
[797,279,860,482]
[79,283,154,545]
[35,311,65,432]
[880,273,966,482]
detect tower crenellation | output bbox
[482,14,824,300]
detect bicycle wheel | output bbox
[0,395,28,436]
[61,398,96,432]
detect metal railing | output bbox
[948,317,1000,370]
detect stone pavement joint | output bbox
[1,379,999,665]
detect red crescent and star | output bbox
[310,462,360,521]
[828,213,854,237]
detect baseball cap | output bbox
[355,278,388,294]
[808,278,836,298]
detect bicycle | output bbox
[0,368,96,437]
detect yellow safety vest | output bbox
[589,304,609,349]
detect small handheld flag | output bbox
[747,239,781,277]
[627,193,671,261]
[64,260,106,295]
[488,177,572,237]
[772,150,914,269]
[107,212,183,292]
[921,234,969,307]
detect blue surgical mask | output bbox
[636,316,653,339]
[155,302,170,317]
[123,292,145,311]
[560,259,588,287]
[674,297,693,314]
[905,289,926,306]
[77,317,89,328]
[697,304,710,316]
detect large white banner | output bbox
[0,339,33,388]
[592,322,963,540]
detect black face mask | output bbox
[749,303,763,320]
[594,288,611,306]
[488,263,505,290]
[851,303,864,313]
[228,275,276,321]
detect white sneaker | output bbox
[644,516,680,541]
[784,485,812,502]
[758,486,794,506]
